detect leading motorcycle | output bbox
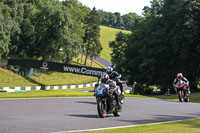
[94,80,122,118]
[175,79,189,102]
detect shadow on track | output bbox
[67,114,99,119]
[76,101,97,105]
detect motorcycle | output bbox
[95,80,122,118]
[175,79,189,102]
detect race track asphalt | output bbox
[0,97,200,133]
[94,57,112,68]
[1,57,199,133]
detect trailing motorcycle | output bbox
[175,79,189,102]
[94,80,122,118]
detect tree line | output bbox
[97,10,141,31]
[110,0,200,94]
[0,0,101,65]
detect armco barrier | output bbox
[0,82,97,92]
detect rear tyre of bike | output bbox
[178,91,183,102]
[97,100,107,118]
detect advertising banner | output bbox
[8,59,106,77]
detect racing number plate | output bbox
[97,89,103,95]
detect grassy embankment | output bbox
[0,26,128,87]
[0,55,99,87]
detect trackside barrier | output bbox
[0,82,97,92]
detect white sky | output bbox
[78,0,152,15]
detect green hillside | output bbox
[0,26,130,87]
[100,25,130,61]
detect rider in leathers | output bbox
[106,67,124,94]
[173,73,190,94]
[106,67,124,108]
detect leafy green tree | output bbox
[122,13,141,30]
[98,10,110,26]
[160,0,200,90]
[109,32,129,74]
[63,0,90,63]
[0,0,26,60]
[9,1,37,57]
[83,7,102,65]
[97,10,142,30]
[0,2,12,61]
[124,0,168,89]
[114,12,123,28]
[1,0,91,64]
[2,0,86,63]
[123,0,200,92]
[6,0,25,56]
[124,17,149,87]
[108,12,117,27]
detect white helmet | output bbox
[106,67,113,73]
[177,73,183,79]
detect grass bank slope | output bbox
[0,55,100,87]
[100,26,130,61]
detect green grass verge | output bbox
[125,92,200,103]
[148,92,200,103]
[100,26,130,61]
[0,87,94,98]
[83,119,200,133]
[1,89,200,103]
[0,90,161,99]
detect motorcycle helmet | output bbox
[177,73,183,79]
[106,67,113,73]
[101,74,109,83]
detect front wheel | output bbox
[97,100,107,118]
[113,107,121,117]
[178,90,184,102]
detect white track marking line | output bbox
[51,118,200,133]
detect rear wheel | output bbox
[97,100,107,118]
